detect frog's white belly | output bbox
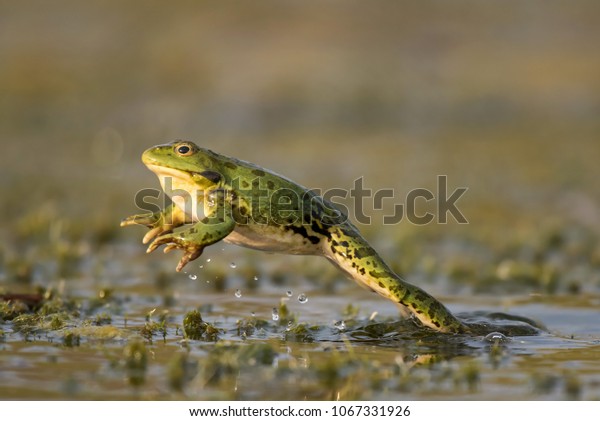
[224,224,322,255]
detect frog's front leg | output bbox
[121,203,189,244]
[146,212,235,272]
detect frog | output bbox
[121,140,468,333]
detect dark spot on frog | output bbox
[252,169,266,177]
[369,270,386,279]
[267,180,275,189]
[198,170,222,183]
[310,221,330,237]
[241,180,250,188]
[287,225,320,245]
[224,162,237,170]
[354,247,376,259]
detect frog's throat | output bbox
[145,164,208,221]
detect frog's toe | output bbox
[163,244,178,253]
[121,213,157,228]
[143,226,167,244]
[146,234,176,253]
[120,215,138,227]
[176,246,204,272]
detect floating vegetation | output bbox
[62,331,81,347]
[123,340,148,387]
[182,310,221,341]
[167,352,198,392]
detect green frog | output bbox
[121,140,467,333]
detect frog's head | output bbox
[142,140,223,202]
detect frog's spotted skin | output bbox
[122,140,468,333]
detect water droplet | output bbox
[253,276,259,281]
[199,265,204,269]
[334,320,346,331]
[484,332,509,343]
[298,293,308,304]
[234,289,242,298]
[271,308,279,321]
[188,274,197,280]
[286,290,293,297]
[230,262,237,269]
[286,320,294,331]
[206,258,211,263]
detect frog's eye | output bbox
[175,143,194,156]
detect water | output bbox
[3,282,599,400]
[298,293,308,304]
[234,289,242,298]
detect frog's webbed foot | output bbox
[147,232,204,272]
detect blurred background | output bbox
[1,0,600,295]
[2,0,600,400]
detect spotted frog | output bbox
[121,141,467,333]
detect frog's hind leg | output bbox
[323,226,467,334]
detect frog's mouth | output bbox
[145,164,194,182]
